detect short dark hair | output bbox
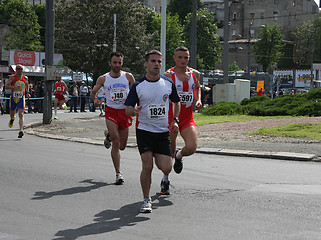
[145,50,162,62]
[109,51,124,61]
[175,46,189,53]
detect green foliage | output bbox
[291,21,319,67]
[55,0,155,81]
[182,8,221,69]
[228,61,240,72]
[200,102,244,116]
[253,23,284,72]
[144,9,184,70]
[33,4,46,47]
[204,89,321,117]
[0,0,43,51]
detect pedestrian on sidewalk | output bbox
[163,46,202,176]
[53,75,68,119]
[80,81,88,112]
[5,64,30,138]
[91,51,135,185]
[69,81,79,112]
[125,50,180,213]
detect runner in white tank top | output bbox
[90,52,135,185]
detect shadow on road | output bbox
[52,193,173,240]
[31,179,111,200]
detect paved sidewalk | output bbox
[17,110,320,162]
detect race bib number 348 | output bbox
[148,104,166,119]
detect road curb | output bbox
[25,121,319,162]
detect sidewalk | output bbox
[19,110,320,162]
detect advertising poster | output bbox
[295,70,315,88]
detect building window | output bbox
[250,29,255,38]
[232,29,236,36]
[274,0,279,4]
[260,12,264,19]
[249,1,254,6]
[233,12,237,20]
[273,11,278,21]
[293,1,296,7]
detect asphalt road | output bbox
[1,112,321,239]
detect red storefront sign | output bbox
[13,51,36,66]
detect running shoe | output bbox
[160,180,170,195]
[8,116,15,128]
[54,115,59,120]
[18,131,24,138]
[115,173,124,185]
[140,199,152,213]
[173,150,183,174]
[104,130,111,149]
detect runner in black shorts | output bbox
[125,50,180,213]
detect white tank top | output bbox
[103,71,130,109]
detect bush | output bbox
[200,102,244,116]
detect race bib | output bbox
[57,87,62,91]
[13,91,23,98]
[110,89,127,102]
[179,91,193,104]
[148,104,166,119]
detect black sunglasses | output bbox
[16,68,23,70]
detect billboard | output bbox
[9,50,39,66]
[9,50,63,67]
[295,70,315,88]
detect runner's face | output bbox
[109,56,123,73]
[173,50,190,68]
[146,54,162,76]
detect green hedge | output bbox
[201,88,321,116]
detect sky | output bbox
[316,0,320,8]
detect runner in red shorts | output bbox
[90,52,135,185]
[164,46,202,175]
[54,76,68,119]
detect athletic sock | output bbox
[162,174,169,182]
[54,108,57,116]
[176,150,183,160]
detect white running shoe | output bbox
[140,199,152,213]
[115,173,124,185]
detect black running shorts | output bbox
[136,129,172,156]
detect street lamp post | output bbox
[247,19,253,81]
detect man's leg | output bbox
[179,126,198,157]
[54,98,58,117]
[140,151,154,199]
[18,108,24,131]
[170,131,179,157]
[106,120,121,174]
[155,154,172,176]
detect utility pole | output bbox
[247,19,253,81]
[189,0,197,69]
[222,0,229,83]
[113,14,117,52]
[43,0,55,124]
[160,0,166,73]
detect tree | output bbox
[55,0,156,81]
[253,23,284,72]
[144,8,184,70]
[183,8,221,69]
[0,0,43,51]
[291,21,317,67]
[33,4,46,48]
[167,0,203,23]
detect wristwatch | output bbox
[173,117,179,123]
